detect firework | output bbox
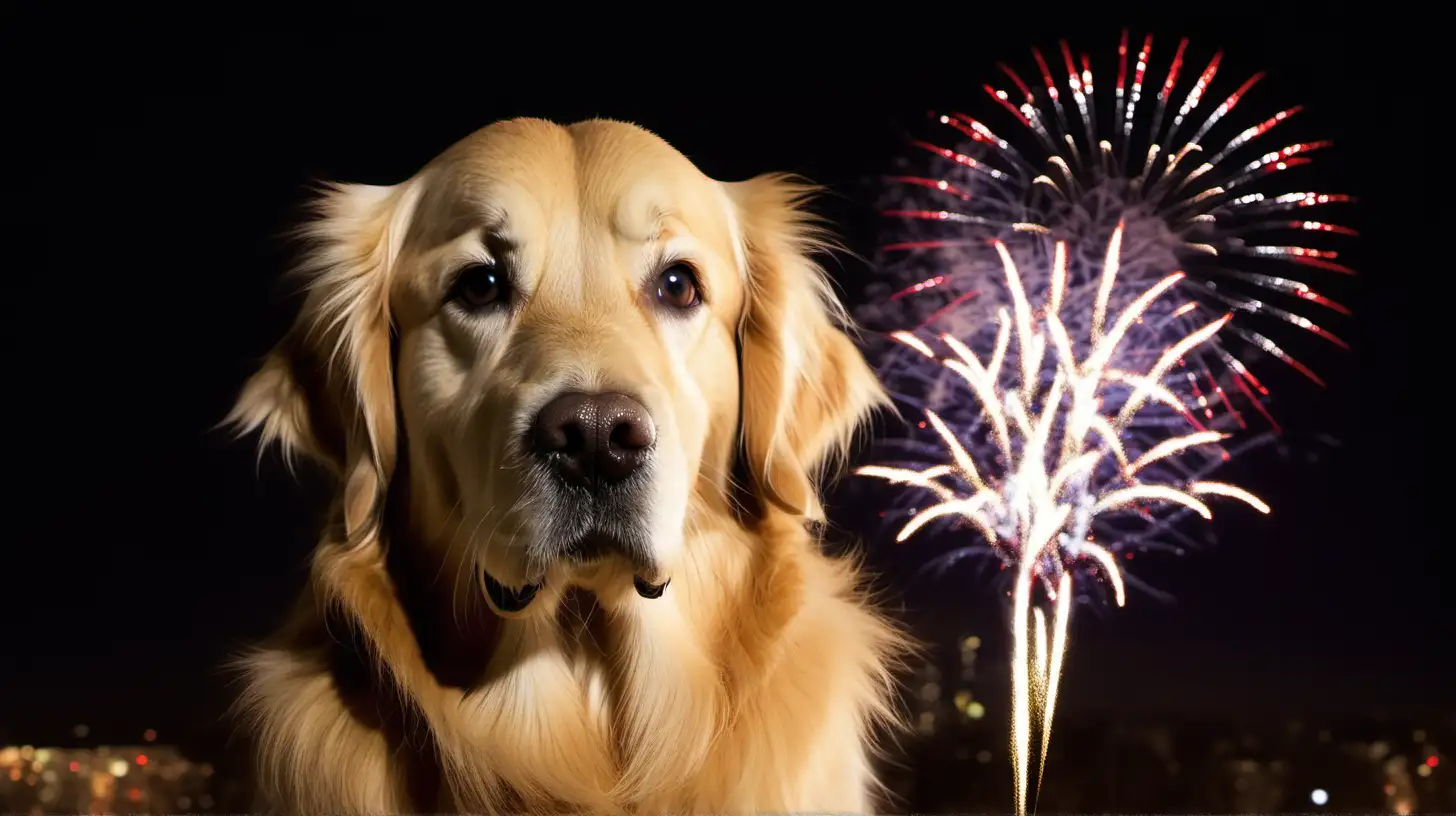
[859,30,1355,437]
[857,227,1270,815]
[847,30,1351,815]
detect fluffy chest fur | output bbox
[238,514,904,815]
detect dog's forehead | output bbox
[434,118,731,241]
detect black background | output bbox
[1,5,1442,760]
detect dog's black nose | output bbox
[531,392,655,490]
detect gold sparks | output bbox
[857,224,1269,816]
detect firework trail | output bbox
[857,229,1269,816]
[850,31,1353,815]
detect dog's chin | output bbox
[478,530,670,617]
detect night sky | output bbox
[2,9,1442,757]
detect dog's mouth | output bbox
[479,531,668,613]
[480,571,541,614]
[562,531,614,565]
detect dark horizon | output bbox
[1,7,1443,762]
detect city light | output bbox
[4,723,1450,812]
[3,744,218,813]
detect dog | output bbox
[225,117,909,814]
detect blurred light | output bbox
[1427,755,1439,768]
[1317,730,1332,743]
[962,635,981,651]
[917,710,935,735]
[1310,788,1329,806]
[34,748,52,763]
[954,690,973,712]
[1417,764,1432,778]
[1370,740,1391,760]
[136,754,149,766]
[921,682,941,702]
[1413,729,1427,742]
[1395,799,1412,816]
[68,761,80,773]
[127,786,143,803]
[73,724,89,738]
[1384,783,1396,796]
[976,749,993,764]
[179,796,192,810]
[109,759,129,777]
[143,728,158,742]
[19,746,35,761]
[967,701,986,720]
[199,794,214,808]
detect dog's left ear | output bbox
[726,174,891,521]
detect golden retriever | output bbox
[225,117,908,814]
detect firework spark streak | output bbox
[857,228,1270,816]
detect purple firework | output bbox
[853,30,1355,597]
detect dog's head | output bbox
[228,118,887,616]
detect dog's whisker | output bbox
[450,503,497,632]
[432,495,468,587]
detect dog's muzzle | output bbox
[479,390,669,614]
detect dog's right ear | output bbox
[223,331,342,475]
[224,179,425,541]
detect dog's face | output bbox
[228,118,887,616]
[397,120,754,602]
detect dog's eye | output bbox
[449,262,509,312]
[654,263,701,310]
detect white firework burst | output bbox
[857,226,1271,816]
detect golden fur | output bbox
[226,117,909,814]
